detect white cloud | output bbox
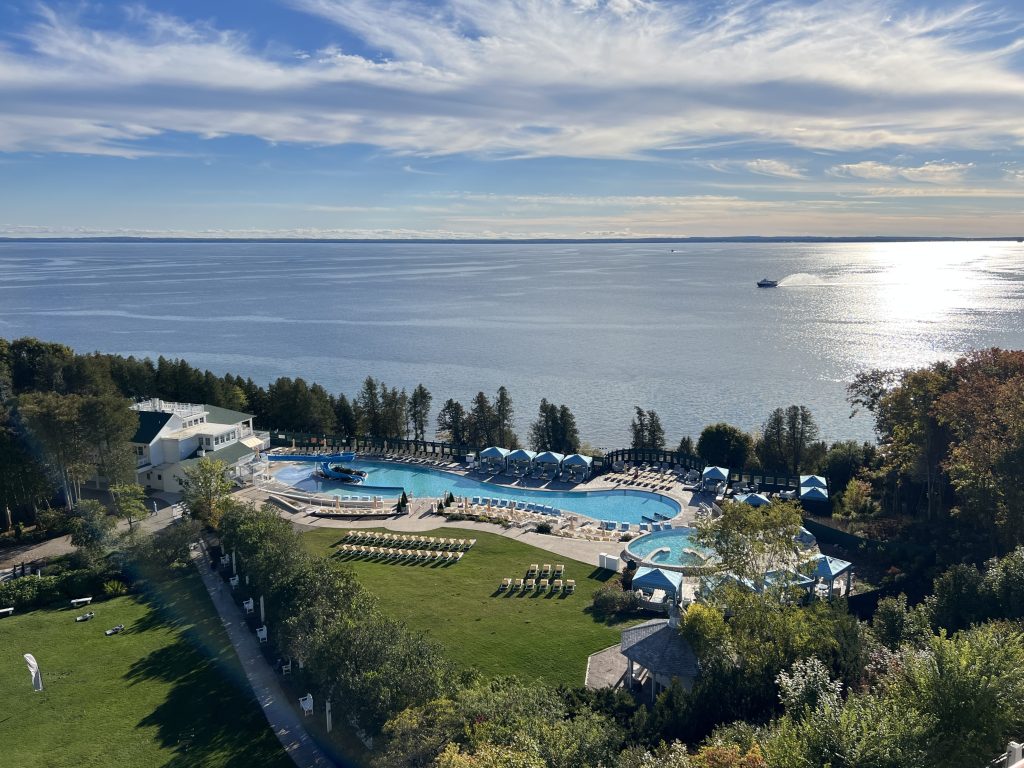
[0,1,1022,159]
[744,159,806,179]
[830,160,973,183]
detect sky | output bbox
[1,0,1023,238]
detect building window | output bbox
[229,431,236,440]
[135,446,144,457]
[157,474,162,481]
[177,477,183,485]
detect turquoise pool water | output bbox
[273,459,680,525]
[625,528,714,567]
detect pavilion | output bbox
[562,453,593,482]
[808,553,854,597]
[506,448,537,476]
[701,466,729,491]
[534,451,565,479]
[736,492,772,507]
[620,618,699,701]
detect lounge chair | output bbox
[513,578,524,591]
[527,564,538,577]
[541,564,551,578]
[538,579,549,592]
[499,578,511,591]
[525,578,536,591]
[553,564,564,578]
[553,579,563,592]
[566,580,576,594]
[75,611,95,622]
[104,623,125,636]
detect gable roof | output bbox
[534,451,565,464]
[800,486,830,501]
[479,446,510,459]
[809,553,853,580]
[131,411,171,445]
[702,466,729,481]
[180,441,254,469]
[800,474,828,489]
[506,449,537,462]
[737,492,772,507]
[562,453,593,466]
[633,566,684,594]
[203,404,253,426]
[621,619,699,679]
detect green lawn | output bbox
[303,527,635,688]
[0,569,292,768]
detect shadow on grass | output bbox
[587,568,616,582]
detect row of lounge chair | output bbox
[341,544,464,563]
[526,563,564,579]
[344,530,476,551]
[471,497,563,516]
[373,452,461,469]
[499,577,575,594]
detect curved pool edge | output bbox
[622,528,719,575]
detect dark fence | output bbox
[801,516,882,552]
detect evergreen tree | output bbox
[468,391,496,447]
[355,376,382,438]
[333,392,358,438]
[494,386,518,447]
[630,407,648,449]
[436,399,468,445]
[409,384,433,441]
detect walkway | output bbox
[191,546,334,768]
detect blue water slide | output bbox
[267,452,362,483]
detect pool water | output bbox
[625,528,714,567]
[273,459,680,525]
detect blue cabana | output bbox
[479,446,510,474]
[765,569,815,593]
[702,466,729,482]
[800,475,828,489]
[562,453,593,481]
[808,553,854,597]
[506,449,537,476]
[737,492,772,507]
[799,486,829,502]
[534,451,564,478]
[632,566,683,598]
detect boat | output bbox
[757,278,779,288]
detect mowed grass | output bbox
[303,527,634,688]
[0,569,292,768]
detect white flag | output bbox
[24,653,43,692]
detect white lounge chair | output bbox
[299,693,313,716]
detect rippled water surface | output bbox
[3,240,1023,446]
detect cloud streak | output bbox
[0,0,1022,159]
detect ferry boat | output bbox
[757,278,779,288]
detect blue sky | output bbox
[1,0,1022,238]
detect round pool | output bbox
[624,528,716,571]
[272,459,681,526]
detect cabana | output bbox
[764,569,815,594]
[562,453,593,482]
[736,492,772,507]
[800,475,828,490]
[808,553,854,597]
[505,449,537,477]
[799,485,831,513]
[478,446,510,474]
[621,619,699,701]
[701,466,729,491]
[632,566,683,600]
[534,451,565,479]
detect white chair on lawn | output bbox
[242,598,254,614]
[256,625,268,643]
[299,693,313,716]
[229,575,239,589]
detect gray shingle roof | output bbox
[180,441,254,468]
[131,411,171,445]
[203,404,253,426]
[620,619,699,679]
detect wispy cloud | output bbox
[829,160,974,183]
[0,1,1022,158]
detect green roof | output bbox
[180,441,254,469]
[203,404,253,426]
[131,411,170,445]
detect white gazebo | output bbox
[478,446,510,474]
[534,451,565,479]
[506,449,537,477]
[562,453,593,482]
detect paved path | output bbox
[191,547,335,768]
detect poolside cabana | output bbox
[478,446,510,475]
[632,566,683,601]
[798,484,831,513]
[621,618,699,701]
[764,569,815,595]
[808,553,854,597]
[534,451,565,479]
[800,475,828,490]
[562,453,593,482]
[505,449,537,477]
[736,492,772,507]
[701,466,729,491]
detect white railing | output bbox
[133,398,205,418]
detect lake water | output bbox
[2,240,1023,448]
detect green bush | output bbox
[103,579,129,597]
[0,575,62,611]
[535,521,553,535]
[591,582,641,619]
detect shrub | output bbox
[103,579,129,597]
[0,575,62,611]
[591,582,641,619]
[535,522,553,535]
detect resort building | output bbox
[130,399,270,492]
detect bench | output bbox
[70,597,93,608]
[242,598,254,614]
[256,625,268,643]
[0,607,13,617]
[229,575,239,589]
[299,693,313,716]
[281,660,292,675]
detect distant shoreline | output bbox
[1,236,1021,244]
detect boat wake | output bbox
[777,272,825,286]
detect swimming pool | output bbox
[624,528,715,568]
[272,459,681,525]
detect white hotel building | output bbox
[130,399,271,493]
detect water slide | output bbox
[266,452,364,483]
